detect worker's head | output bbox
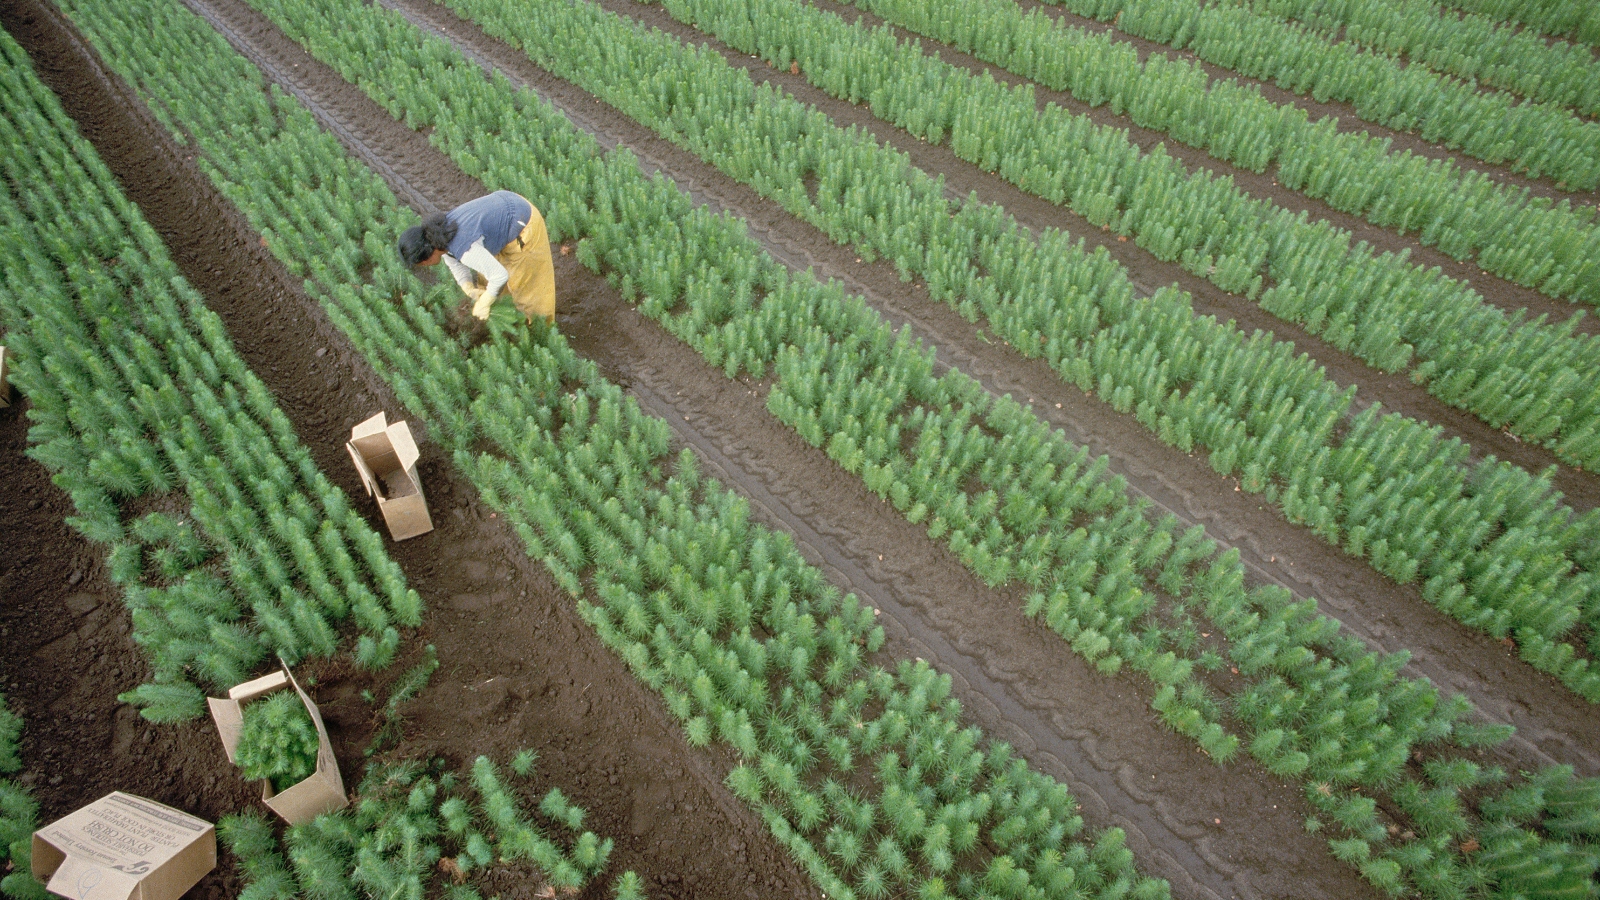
[397,213,459,267]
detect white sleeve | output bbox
[441,254,476,292]
[459,240,509,302]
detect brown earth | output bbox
[0,0,1596,899]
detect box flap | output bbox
[346,439,380,498]
[348,412,395,463]
[43,853,143,900]
[228,670,291,702]
[386,419,420,472]
[347,411,393,498]
[33,792,214,900]
[349,410,389,444]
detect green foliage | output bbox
[368,644,439,757]
[511,749,538,777]
[0,700,19,776]
[119,681,207,723]
[0,21,418,768]
[235,692,321,793]
[223,758,619,899]
[0,695,46,900]
[611,870,647,900]
[44,2,1596,899]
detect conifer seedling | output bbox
[235,691,320,793]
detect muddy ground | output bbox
[1,0,1596,898]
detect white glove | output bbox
[471,292,495,320]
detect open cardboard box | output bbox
[31,791,214,900]
[346,411,433,541]
[208,667,347,826]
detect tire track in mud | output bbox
[164,0,1592,897]
[173,0,1371,897]
[380,0,1600,779]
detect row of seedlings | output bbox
[0,26,419,721]
[1026,0,1600,189]
[824,0,1600,308]
[14,3,636,890]
[222,746,628,900]
[1434,0,1600,47]
[50,1,1171,898]
[412,0,1600,702]
[1223,0,1600,113]
[650,0,1600,469]
[198,0,1600,896]
[0,693,43,899]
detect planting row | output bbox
[0,26,419,721]
[831,0,1600,310]
[223,750,627,900]
[432,0,1600,703]
[1027,0,1600,190]
[1438,0,1600,48]
[0,694,43,900]
[50,0,1175,897]
[206,0,1600,895]
[1227,0,1600,115]
[653,0,1600,471]
[0,32,634,899]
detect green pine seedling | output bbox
[0,698,21,774]
[610,870,646,900]
[540,788,585,830]
[120,681,206,723]
[511,748,538,778]
[235,692,320,793]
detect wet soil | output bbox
[1,0,1597,899]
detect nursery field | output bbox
[0,0,1597,897]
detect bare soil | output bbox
[1,1,1595,899]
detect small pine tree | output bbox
[611,870,646,900]
[235,692,320,793]
[119,681,206,723]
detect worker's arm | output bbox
[459,242,510,319]
[439,254,482,300]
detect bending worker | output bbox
[397,190,555,324]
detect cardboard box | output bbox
[31,792,214,900]
[346,411,433,541]
[208,668,347,825]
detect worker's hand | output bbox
[462,285,485,303]
[471,295,494,320]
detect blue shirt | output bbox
[445,191,533,260]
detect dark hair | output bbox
[396,213,459,266]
